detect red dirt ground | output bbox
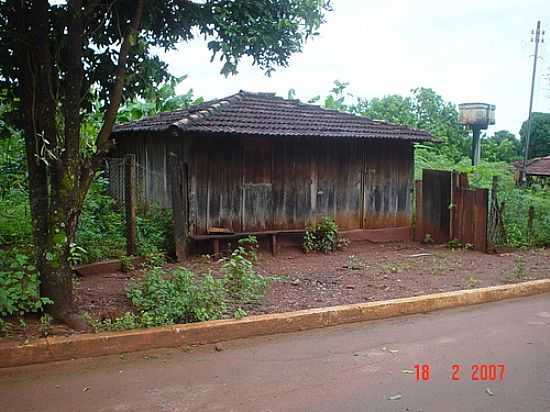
[2,241,549,342]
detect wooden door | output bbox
[242,141,273,232]
[421,169,452,243]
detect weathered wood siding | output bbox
[111,134,414,235]
[189,135,413,235]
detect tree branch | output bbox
[95,0,144,154]
[64,0,84,164]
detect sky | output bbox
[158,0,550,136]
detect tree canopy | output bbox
[520,112,550,159]
[311,82,471,162]
[481,130,522,163]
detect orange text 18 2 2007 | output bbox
[414,363,506,382]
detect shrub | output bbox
[220,236,267,303]
[0,248,52,321]
[127,267,226,326]
[303,217,348,253]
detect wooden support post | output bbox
[125,154,137,256]
[271,234,277,256]
[212,239,220,256]
[168,153,189,261]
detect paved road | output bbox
[1,294,550,412]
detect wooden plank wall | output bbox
[190,135,414,235]
[111,134,172,208]
[112,134,414,236]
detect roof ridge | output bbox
[173,92,244,128]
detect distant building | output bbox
[514,155,550,182]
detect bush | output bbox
[136,205,173,256]
[303,217,348,253]
[127,267,226,326]
[220,236,267,303]
[76,175,173,263]
[500,186,550,247]
[76,174,126,263]
[0,248,52,322]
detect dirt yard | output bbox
[75,241,549,318]
[2,241,549,343]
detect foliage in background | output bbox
[481,130,522,163]
[304,217,348,253]
[520,112,550,159]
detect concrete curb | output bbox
[2,279,550,369]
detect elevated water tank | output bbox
[458,103,496,166]
[458,103,496,129]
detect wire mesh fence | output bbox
[105,156,171,209]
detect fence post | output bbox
[487,175,499,251]
[527,206,535,245]
[125,154,137,256]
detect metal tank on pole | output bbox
[458,103,496,166]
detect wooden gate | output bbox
[415,170,488,252]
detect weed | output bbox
[345,255,363,270]
[221,236,267,303]
[39,313,53,337]
[233,308,247,320]
[303,217,349,253]
[504,256,527,283]
[119,255,135,273]
[143,252,167,269]
[447,239,462,250]
[466,276,480,288]
[83,312,139,333]
[68,243,88,266]
[422,233,433,244]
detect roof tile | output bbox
[113,91,433,141]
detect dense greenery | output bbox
[520,112,550,159]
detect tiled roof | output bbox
[516,156,550,176]
[112,91,433,141]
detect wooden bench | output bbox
[190,230,305,256]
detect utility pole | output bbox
[522,20,544,184]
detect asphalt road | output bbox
[1,294,550,412]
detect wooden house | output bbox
[110,91,432,258]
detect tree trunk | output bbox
[12,0,145,329]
